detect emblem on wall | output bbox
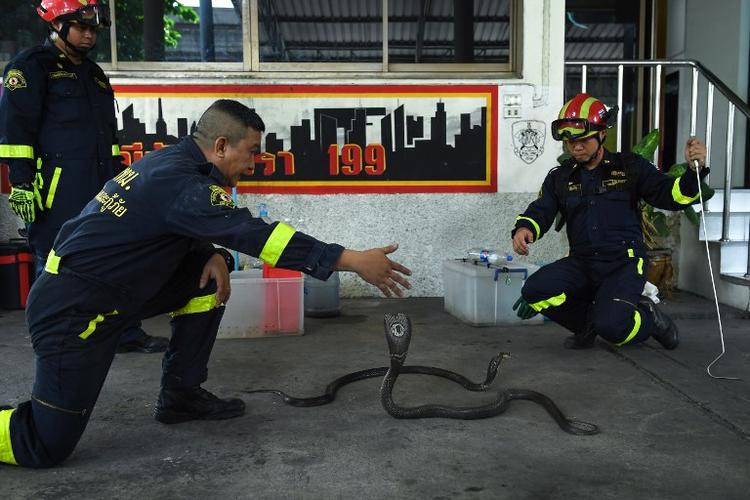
[512,120,545,164]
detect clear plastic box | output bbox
[304,272,341,317]
[442,259,543,326]
[217,269,304,339]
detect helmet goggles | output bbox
[550,118,605,141]
[58,4,110,28]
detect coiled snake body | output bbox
[244,313,599,435]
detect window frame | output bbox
[94,0,523,78]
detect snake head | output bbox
[486,352,511,376]
[383,313,411,360]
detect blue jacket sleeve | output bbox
[634,154,708,211]
[0,53,46,185]
[165,181,344,280]
[512,171,561,241]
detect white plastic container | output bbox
[442,259,542,326]
[218,269,304,338]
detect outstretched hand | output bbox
[336,244,412,297]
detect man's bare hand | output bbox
[684,137,707,171]
[336,244,412,297]
[200,253,231,305]
[512,227,535,256]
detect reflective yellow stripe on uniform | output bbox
[45,249,61,274]
[45,167,62,209]
[79,310,118,340]
[627,248,643,275]
[112,144,120,156]
[0,144,34,159]
[171,294,219,317]
[0,408,18,465]
[530,292,567,312]
[259,222,296,267]
[616,310,642,347]
[516,216,541,241]
[671,177,700,204]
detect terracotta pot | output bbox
[646,250,673,299]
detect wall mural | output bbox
[113,84,498,193]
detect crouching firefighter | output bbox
[510,93,708,350]
[0,100,412,468]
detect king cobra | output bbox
[244,313,599,435]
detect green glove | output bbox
[9,184,43,223]
[512,297,538,320]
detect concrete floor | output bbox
[1,292,749,499]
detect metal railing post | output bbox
[616,64,623,150]
[581,64,587,93]
[653,64,662,164]
[703,83,714,211]
[721,103,735,242]
[690,67,699,136]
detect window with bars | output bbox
[0,0,521,75]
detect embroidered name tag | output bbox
[49,71,78,80]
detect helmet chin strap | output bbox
[579,133,605,165]
[51,22,93,57]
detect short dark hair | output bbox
[193,99,266,147]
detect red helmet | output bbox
[37,0,111,27]
[551,93,617,141]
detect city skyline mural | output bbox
[112,84,498,193]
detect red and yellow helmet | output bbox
[551,93,617,141]
[37,0,110,27]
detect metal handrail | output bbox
[565,60,750,120]
[566,59,750,279]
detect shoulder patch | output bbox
[3,69,27,91]
[209,185,235,208]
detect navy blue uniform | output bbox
[0,39,122,270]
[513,150,706,346]
[2,137,343,467]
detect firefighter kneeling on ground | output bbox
[510,93,707,350]
[0,100,412,468]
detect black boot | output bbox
[640,296,679,350]
[154,387,245,424]
[116,329,169,354]
[563,315,596,350]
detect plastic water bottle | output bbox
[257,202,272,224]
[467,248,513,265]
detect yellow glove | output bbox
[9,184,43,223]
